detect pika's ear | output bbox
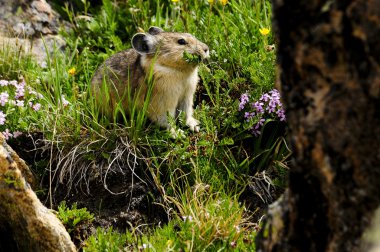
[148,26,164,35]
[132,33,156,54]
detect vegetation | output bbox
[0,0,291,251]
[57,201,94,234]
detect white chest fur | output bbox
[140,56,200,132]
[152,62,198,103]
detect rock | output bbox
[0,0,68,65]
[0,133,76,251]
[0,0,63,37]
[0,34,66,66]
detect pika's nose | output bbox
[203,46,209,54]
[203,45,210,57]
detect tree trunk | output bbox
[256,0,380,251]
[0,134,76,252]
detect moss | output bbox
[2,170,23,190]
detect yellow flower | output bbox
[259,28,270,36]
[208,0,214,4]
[166,240,173,247]
[68,67,76,76]
[172,0,179,2]
[221,0,228,5]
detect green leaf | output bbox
[219,137,234,146]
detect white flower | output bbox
[33,103,41,111]
[15,100,24,107]
[9,80,18,86]
[40,61,48,68]
[182,215,193,222]
[0,92,9,106]
[61,95,70,107]
[0,80,9,86]
[0,111,6,125]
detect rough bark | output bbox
[256,0,380,251]
[0,134,76,252]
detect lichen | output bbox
[2,170,23,189]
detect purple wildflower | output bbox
[13,131,23,138]
[267,99,277,113]
[277,108,286,121]
[32,103,41,111]
[2,129,12,140]
[269,89,280,98]
[0,111,5,125]
[0,80,8,86]
[0,92,9,106]
[239,89,286,137]
[254,118,265,129]
[252,101,264,114]
[239,93,249,111]
[249,118,265,137]
[260,93,271,102]
[244,111,256,122]
[244,112,250,119]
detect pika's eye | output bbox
[178,39,187,45]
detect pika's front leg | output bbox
[150,106,185,138]
[178,94,200,133]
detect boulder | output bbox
[0,133,75,252]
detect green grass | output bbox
[84,190,256,251]
[0,0,290,251]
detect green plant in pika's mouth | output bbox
[183,51,202,64]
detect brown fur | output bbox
[91,27,209,135]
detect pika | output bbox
[91,26,209,136]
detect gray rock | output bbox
[0,0,68,37]
[0,0,69,64]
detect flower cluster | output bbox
[238,89,286,136]
[0,79,45,140]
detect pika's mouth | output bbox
[183,51,203,64]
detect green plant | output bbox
[84,188,257,251]
[84,227,132,252]
[163,184,256,251]
[57,201,94,233]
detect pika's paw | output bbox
[186,117,200,132]
[169,127,185,139]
